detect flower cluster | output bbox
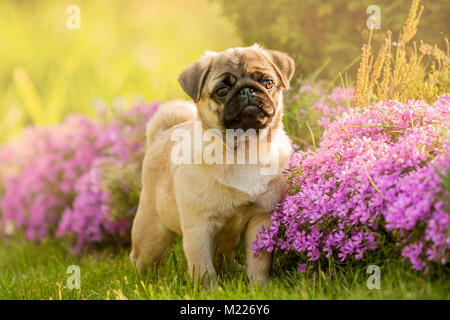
[254,95,450,271]
[0,103,158,252]
[310,86,354,130]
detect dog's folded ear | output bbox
[264,50,295,89]
[178,54,213,103]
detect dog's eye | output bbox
[262,80,274,89]
[216,87,229,97]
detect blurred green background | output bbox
[0,0,240,142]
[215,0,449,79]
[0,0,448,143]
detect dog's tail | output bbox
[146,99,197,147]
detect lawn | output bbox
[1,237,448,300]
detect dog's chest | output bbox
[213,163,275,197]
[210,166,286,222]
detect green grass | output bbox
[0,238,448,300]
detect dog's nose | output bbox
[240,87,254,98]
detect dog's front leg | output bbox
[245,213,272,285]
[182,222,217,286]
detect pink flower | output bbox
[255,94,450,272]
[0,102,159,252]
[298,263,306,273]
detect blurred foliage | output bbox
[214,0,449,80]
[0,0,240,142]
[353,0,449,106]
[282,81,327,149]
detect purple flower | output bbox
[254,94,450,272]
[0,102,159,252]
[298,263,306,273]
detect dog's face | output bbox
[178,45,295,133]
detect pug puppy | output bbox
[130,44,294,285]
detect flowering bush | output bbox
[310,86,354,130]
[254,94,450,272]
[0,103,158,252]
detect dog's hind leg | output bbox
[130,201,175,273]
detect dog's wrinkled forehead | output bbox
[208,47,277,84]
[178,45,294,103]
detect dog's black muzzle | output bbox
[222,83,275,131]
